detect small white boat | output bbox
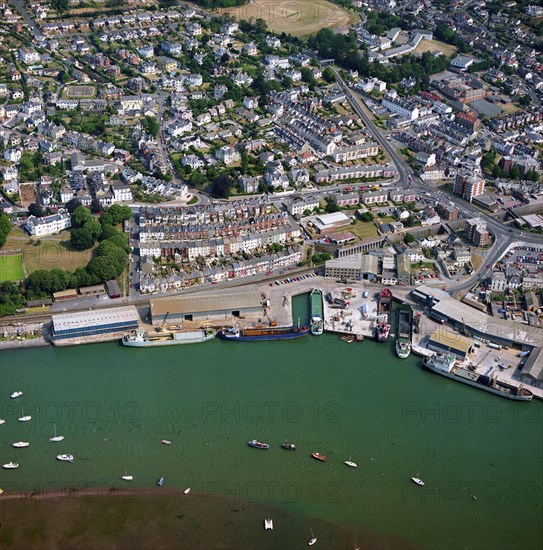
[121,475,134,481]
[264,517,273,530]
[161,439,172,445]
[50,424,64,442]
[13,441,30,448]
[344,460,358,468]
[3,462,19,469]
[0,419,5,425]
[184,488,191,494]
[18,415,31,422]
[308,529,317,546]
[411,477,425,486]
[57,454,74,463]
[11,391,23,399]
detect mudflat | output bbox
[0,488,415,549]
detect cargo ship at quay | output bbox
[219,324,310,342]
[122,328,217,347]
[395,304,413,359]
[423,353,533,402]
[309,288,324,336]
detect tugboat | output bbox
[248,439,270,450]
[395,303,413,359]
[423,353,533,401]
[375,321,390,342]
[281,442,297,451]
[311,452,327,462]
[375,288,393,342]
[378,288,392,316]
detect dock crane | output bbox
[156,311,170,332]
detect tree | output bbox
[86,256,119,283]
[360,212,374,222]
[404,232,416,244]
[84,219,102,240]
[510,166,521,180]
[324,197,340,213]
[107,204,132,225]
[70,227,95,251]
[211,174,234,198]
[28,203,45,217]
[71,206,92,229]
[0,213,12,247]
[90,199,102,214]
[142,116,160,138]
[65,198,82,214]
[404,215,416,227]
[99,223,118,241]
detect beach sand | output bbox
[0,487,416,549]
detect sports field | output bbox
[413,38,458,57]
[220,0,356,38]
[0,254,23,282]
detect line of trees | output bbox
[21,205,132,302]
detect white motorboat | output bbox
[121,472,134,481]
[57,454,74,463]
[0,419,5,425]
[11,391,23,399]
[161,439,172,445]
[411,477,425,486]
[13,441,30,448]
[49,424,64,442]
[308,529,317,546]
[344,460,358,468]
[3,462,19,469]
[184,488,191,494]
[264,517,273,530]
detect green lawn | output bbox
[0,254,23,282]
[346,221,379,240]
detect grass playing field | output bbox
[0,254,23,282]
[4,229,96,276]
[220,0,357,38]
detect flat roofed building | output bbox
[150,285,262,324]
[413,285,543,347]
[312,211,350,234]
[325,253,379,281]
[428,330,473,359]
[52,306,139,340]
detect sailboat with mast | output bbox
[121,468,134,481]
[308,529,317,546]
[49,424,64,442]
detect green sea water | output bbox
[0,295,542,549]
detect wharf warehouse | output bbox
[427,330,473,360]
[51,306,139,341]
[150,285,263,325]
[411,285,543,347]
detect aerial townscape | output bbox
[0,0,542,548]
